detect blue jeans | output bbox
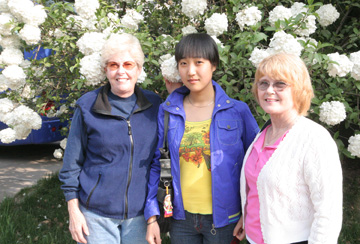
[79,205,147,244]
[170,211,238,244]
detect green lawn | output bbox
[0,158,359,243]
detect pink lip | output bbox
[265,98,278,102]
[188,79,199,83]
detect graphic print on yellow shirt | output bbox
[179,119,212,214]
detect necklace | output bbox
[187,96,214,108]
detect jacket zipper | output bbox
[124,119,134,219]
[86,172,102,209]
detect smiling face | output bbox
[178,57,216,94]
[104,51,141,98]
[257,75,296,116]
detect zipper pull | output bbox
[127,120,132,135]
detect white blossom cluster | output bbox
[121,9,144,30]
[315,4,340,27]
[268,31,303,57]
[319,101,346,126]
[249,48,271,67]
[53,149,63,159]
[236,6,262,31]
[0,48,24,65]
[350,51,360,80]
[137,68,147,83]
[79,52,106,86]
[181,25,197,36]
[0,13,17,36]
[205,13,228,37]
[0,99,42,143]
[294,15,316,37]
[2,64,26,90]
[290,2,308,16]
[160,55,181,83]
[327,52,354,77]
[74,0,99,20]
[181,0,207,19]
[76,32,106,56]
[66,14,97,31]
[0,35,22,49]
[347,134,360,158]
[268,6,292,27]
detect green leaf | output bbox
[251,33,267,43]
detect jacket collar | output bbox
[92,82,152,115]
[163,80,234,115]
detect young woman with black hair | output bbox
[145,33,259,244]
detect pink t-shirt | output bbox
[244,126,288,244]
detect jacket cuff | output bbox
[64,191,79,202]
[144,199,160,221]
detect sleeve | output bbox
[240,103,259,151]
[58,106,88,202]
[304,129,343,243]
[144,104,164,221]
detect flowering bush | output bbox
[0,0,359,160]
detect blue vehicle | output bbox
[0,47,68,145]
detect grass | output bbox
[0,159,359,243]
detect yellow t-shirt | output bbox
[179,119,212,214]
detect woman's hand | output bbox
[146,216,161,244]
[67,199,89,244]
[233,215,245,241]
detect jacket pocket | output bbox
[86,172,102,209]
[216,120,239,145]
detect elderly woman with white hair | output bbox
[59,33,162,244]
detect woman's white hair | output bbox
[101,33,144,68]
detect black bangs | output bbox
[175,33,219,67]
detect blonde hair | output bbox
[101,33,144,68]
[252,53,314,116]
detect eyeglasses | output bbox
[257,81,289,91]
[106,61,137,71]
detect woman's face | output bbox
[178,57,216,93]
[104,51,141,98]
[257,75,296,116]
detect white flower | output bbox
[268,31,303,57]
[0,74,9,92]
[159,54,172,65]
[12,105,42,130]
[7,0,34,22]
[74,0,99,20]
[19,24,41,45]
[22,4,47,26]
[60,138,67,150]
[181,0,207,19]
[121,9,144,30]
[319,101,346,126]
[79,52,106,86]
[236,6,262,31]
[211,36,224,49]
[0,13,17,36]
[348,134,360,158]
[137,68,147,83]
[1,48,24,65]
[327,52,353,77]
[0,35,22,49]
[0,98,14,115]
[53,28,66,39]
[294,15,316,37]
[20,84,35,99]
[160,56,180,83]
[0,128,16,144]
[2,65,26,90]
[66,14,97,31]
[249,47,271,67]
[204,13,228,37]
[268,5,292,27]
[297,37,318,50]
[0,0,9,13]
[159,34,176,49]
[76,32,106,56]
[316,4,340,27]
[53,148,63,159]
[290,2,308,16]
[181,25,197,36]
[350,51,360,80]
[55,104,68,117]
[13,124,31,140]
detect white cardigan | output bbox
[240,117,343,244]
